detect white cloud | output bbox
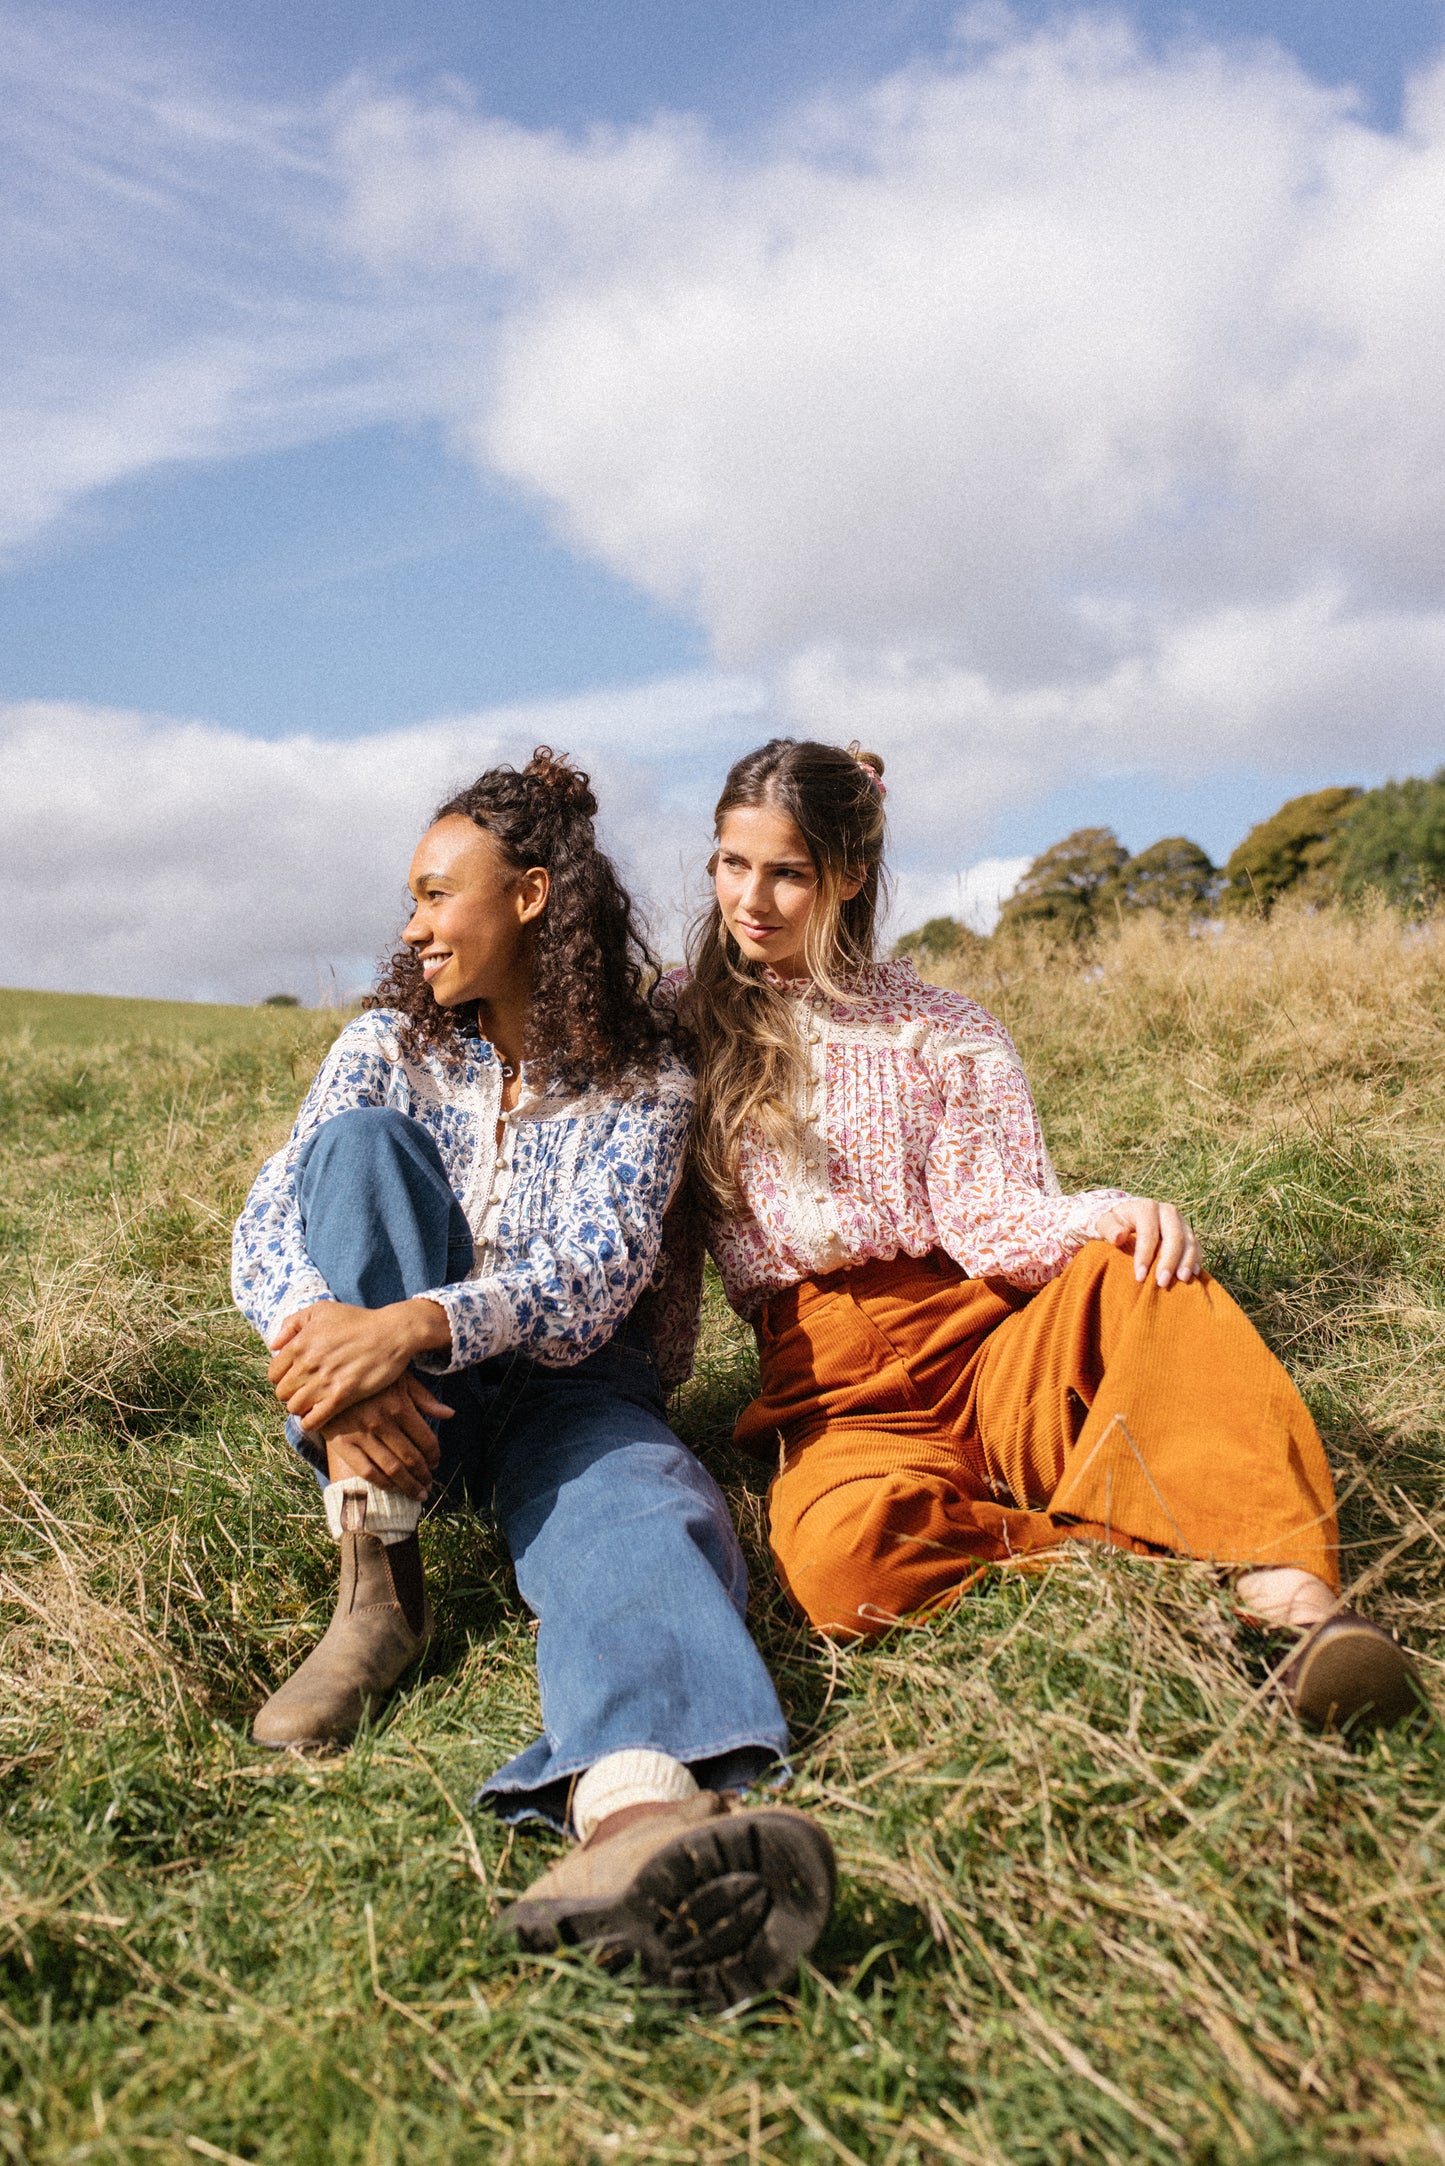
[0,682,768,1002]
[0,10,449,555]
[891,856,1033,938]
[448,20,1445,688]
[331,15,1445,813]
[780,586,1445,867]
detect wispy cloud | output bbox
[0,10,442,554]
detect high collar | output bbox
[759,956,919,1000]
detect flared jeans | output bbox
[288,1105,789,1824]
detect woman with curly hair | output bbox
[232,750,833,2007]
[668,736,1419,1734]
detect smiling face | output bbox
[713,801,833,975]
[402,815,548,1009]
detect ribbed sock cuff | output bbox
[572,1750,699,1843]
[322,1478,422,1547]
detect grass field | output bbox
[1,909,1443,2164]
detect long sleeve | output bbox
[926,1045,1127,1289]
[635,1183,707,1393]
[415,1073,695,1372]
[230,1016,399,1344]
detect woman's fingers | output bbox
[1155,1204,1188,1286]
[266,1342,298,1392]
[362,1435,430,1497]
[403,1377,454,1423]
[1098,1197,1204,1287]
[327,1441,395,1491]
[1130,1199,1161,1280]
[304,1383,358,1432]
[326,1415,432,1497]
[323,1385,442,1493]
[389,1388,443,1468]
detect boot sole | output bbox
[499,1809,836,2009]
[1285,1621,1423,1732]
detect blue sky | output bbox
[2,0,1443,996]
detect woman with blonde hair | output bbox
[669,736,1419,1731]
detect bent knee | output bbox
[311,1104,420,1152]
[301,1104,434,1179]
[770,1473,955,1641]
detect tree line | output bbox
[896,768,1445,959]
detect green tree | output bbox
[1221,787,1361,915]
[996,828,1128,942]
[1333,770,1445,906]
[1106,837,1219,919]
[894,915,974,962]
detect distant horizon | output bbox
[2,760,1417,1012]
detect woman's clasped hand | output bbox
[266,1299,454,1497]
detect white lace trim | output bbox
[783,1003,849,1274]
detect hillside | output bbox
[0,914,1442,2162]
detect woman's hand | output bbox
[268,1299,452,1431]
[1092,1198,1202,1288]
[321,1375,451,1499]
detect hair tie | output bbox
[845,742,887,799]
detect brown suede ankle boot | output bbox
[252,1507,432,1748]
[498,1791,836,2009]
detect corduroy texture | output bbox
[738,1242,1339,1638]
[571,1749,700,1843]
[322,1477,423,1547]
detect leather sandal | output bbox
[1278,1608,1423,1732]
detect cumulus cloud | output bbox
[328,14,1445,807]
[440,22,1445,675]
[0,686,1033,999]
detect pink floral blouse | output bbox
[666,959,1126,1322]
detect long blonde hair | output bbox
[682,737,889,1212]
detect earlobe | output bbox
[840,869,864,902]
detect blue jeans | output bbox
[289,1105,789,1827]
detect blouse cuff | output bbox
[1066,1189,1132,1244]
[413,1277,514,1374]
[268,1269,337,1344]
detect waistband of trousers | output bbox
[757,1247,965,1337]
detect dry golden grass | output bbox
[0,918,1442,2163]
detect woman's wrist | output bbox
[391,1297,454,1360]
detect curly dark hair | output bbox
[366,748,667,1092]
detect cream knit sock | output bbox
[322,1477,422,1547]
[572,1750,699,1843]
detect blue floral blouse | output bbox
[230,1009,695,1374]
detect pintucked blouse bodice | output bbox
[231,1009,693,1374]
[670,959,1125,1320]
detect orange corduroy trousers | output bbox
[734,1243,1339,1638]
